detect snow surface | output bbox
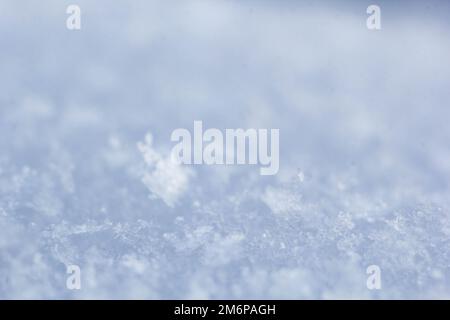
[1,0,450,299]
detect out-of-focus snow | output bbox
[1,0,450,299]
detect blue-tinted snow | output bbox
[0,0,450,299]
